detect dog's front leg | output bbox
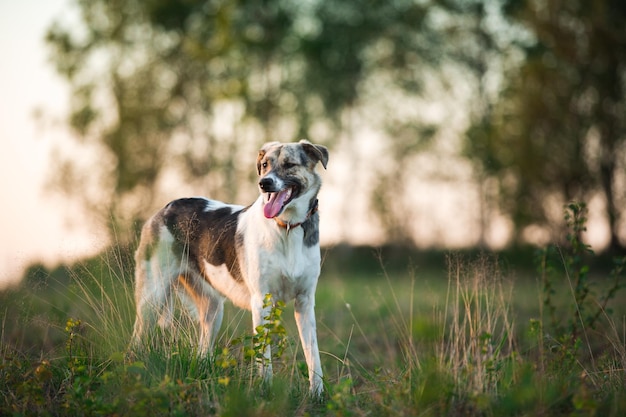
[295,292,323,396]
[251,295,273,384]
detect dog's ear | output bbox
[299,139,329,170]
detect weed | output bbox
[440,253,518,407]
[537,202,626,360]
[233,294,289,367]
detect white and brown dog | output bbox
[130,140,328,395]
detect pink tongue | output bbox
[264,189,290,218]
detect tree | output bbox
[47,0,487,246]
[465,0,626,250]
[46,0,326,242]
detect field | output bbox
[1,241,625,416]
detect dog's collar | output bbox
[274,199,318,232]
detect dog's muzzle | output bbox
[259,177,297,219]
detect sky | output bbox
[0,0,107,287]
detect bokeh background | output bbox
[2,0,625,287]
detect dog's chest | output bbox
[255,233,320,298]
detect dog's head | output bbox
[256,140,329,219]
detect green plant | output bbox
[538,202,626,350]
[228,294,289,379]
[252,294,289,365]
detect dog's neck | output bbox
[274,199,318,232]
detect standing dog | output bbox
[130,140,328,395]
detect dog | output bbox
[130,139,328,395]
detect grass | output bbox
[1,220,626,415]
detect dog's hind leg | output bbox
[178,273,225,355]
[130,228,180,350]
[197,296,224,355]
[130,255,151,348]
[157,283,175,330]
[131,262,177,349]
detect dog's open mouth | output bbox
[263,187,295,218]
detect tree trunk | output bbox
[599,125,622,252]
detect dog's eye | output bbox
[284,162,296,169]
[262,162,268,169]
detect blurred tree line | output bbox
[47,0,626,250]
[466,0,626,251]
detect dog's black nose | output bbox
[259,177,274,191]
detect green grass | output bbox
[1,242,625,416]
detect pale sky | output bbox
[0,0,107,287]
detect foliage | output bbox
[45,0,536,246]
[45,0,459,243]
[248,294,289,365]
[537,202,626,361]
[44,0,626,247]
[217,293,289,386]
[465,0,626,249]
